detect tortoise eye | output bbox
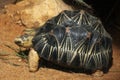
[21,34,29,41]
[24,34,29,37]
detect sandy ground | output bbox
[0,2,120,80]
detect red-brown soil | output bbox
[0,2,120,80]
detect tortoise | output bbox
[14,0,112,76]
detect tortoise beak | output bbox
[14,37,23,46]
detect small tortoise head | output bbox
[14,34,34,48]
[14,28,37,48]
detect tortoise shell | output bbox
[32,10,112,72]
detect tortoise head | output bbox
[14,28,37,48]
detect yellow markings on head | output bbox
[14,28,37,48]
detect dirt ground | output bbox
[0,2,120,80]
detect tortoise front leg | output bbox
[28,48,39,72]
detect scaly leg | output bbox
[28,48,39,72]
